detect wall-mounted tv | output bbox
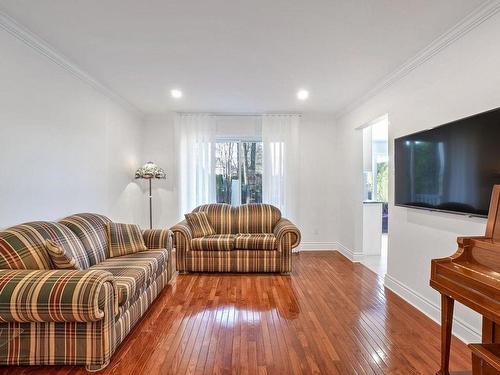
[394,107,500,217]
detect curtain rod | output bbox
[176,112,302,117]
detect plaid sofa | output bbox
[171,204,300,273]
[0,213,173,371]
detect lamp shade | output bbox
[135,161,166,179]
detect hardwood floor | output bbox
[1,251,470,374]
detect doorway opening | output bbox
[361,115,389,276]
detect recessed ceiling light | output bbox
[297,89,309,101]
[170,89,183,99]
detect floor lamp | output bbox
[135,161,166,229]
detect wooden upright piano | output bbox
[431,185,500,375]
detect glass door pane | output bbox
[240,141,263,204]
[215,142,239,204]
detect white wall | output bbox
[140,113,338,245]
[139,114,178,229]
[0,27,144,228]
[335,11,500,342]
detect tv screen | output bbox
[394,107,500,217]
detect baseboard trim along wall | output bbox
[296,242,337,252]
[384,274,481,344]
[295,242,364,262]
[333,242,364,262]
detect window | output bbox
[215,140,263,205]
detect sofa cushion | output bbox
[185,212,215,238]
[191,234,235,251]
[90,249,168,306]
[236,204,281,234]
[193,204,234,234]
[44,240,81,269]
[59,213,111,266]
[107,223,147,258]
[235,233,277,250]
[0,221,89,270]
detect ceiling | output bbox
[0,0,486,114]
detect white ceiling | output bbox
[0,0,486,114]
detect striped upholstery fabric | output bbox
[0,213,174,370]
[59,213,112,266]
[0,221,90,270]
[185,212,216,238]
[45,240,80,269]
[172,204,300,273]
[191,234,235,251]
[114,269,169,346]
[143,228,173,283]
[273,218,301,248]
[0,280,116,368]
[236,204,281,233]
[193,204,234,234]
[0,269,117,323]
[143,228,173,251]
[90,250,168,306]
[235,233,277,250]
[107,223,147,258]
[187,250,280,272]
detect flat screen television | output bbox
[394,107,500,217]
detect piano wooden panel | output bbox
[431,185,500,375]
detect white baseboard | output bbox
[295,242,337,252]
[384,274,481,344]
[333,241,364,262]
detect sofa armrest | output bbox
[170,220,193,242]
[170,220,193,272]
[274,218,301,249]
[143,228,174,251]
[0,269,118,323]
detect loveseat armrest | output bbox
[0,269,118,323]
[170,220,193,242]
[170,220,193,272]
[274,218,301,249]
[143,228,174,251]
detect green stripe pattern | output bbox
[171,203,301,273]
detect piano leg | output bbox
[482,317,499,343]
[437,295,454,375]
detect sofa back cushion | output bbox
[191,203,281,234]
[193,204,234,234]
[107,223,147,258]
[0,221,89,270]
[235,204,281,233]
[59,213,111,266]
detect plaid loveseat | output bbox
[0,213,173,371]
[171,204,300,273]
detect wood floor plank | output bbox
[0,251,472,374]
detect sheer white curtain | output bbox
[262,114,300,220]
[175,113,216,217]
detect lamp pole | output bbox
[149,178,153,229]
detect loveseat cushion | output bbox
[59,213,112,266]
[191,234,235,251]
[193,204,234,234]
[185,212,215,238]
[236,204,281,234]
[235,233,277,250]
[90,249,168,306]
[0,221,90,270]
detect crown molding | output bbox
[0,9,143,116]
[336,0,500,120]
